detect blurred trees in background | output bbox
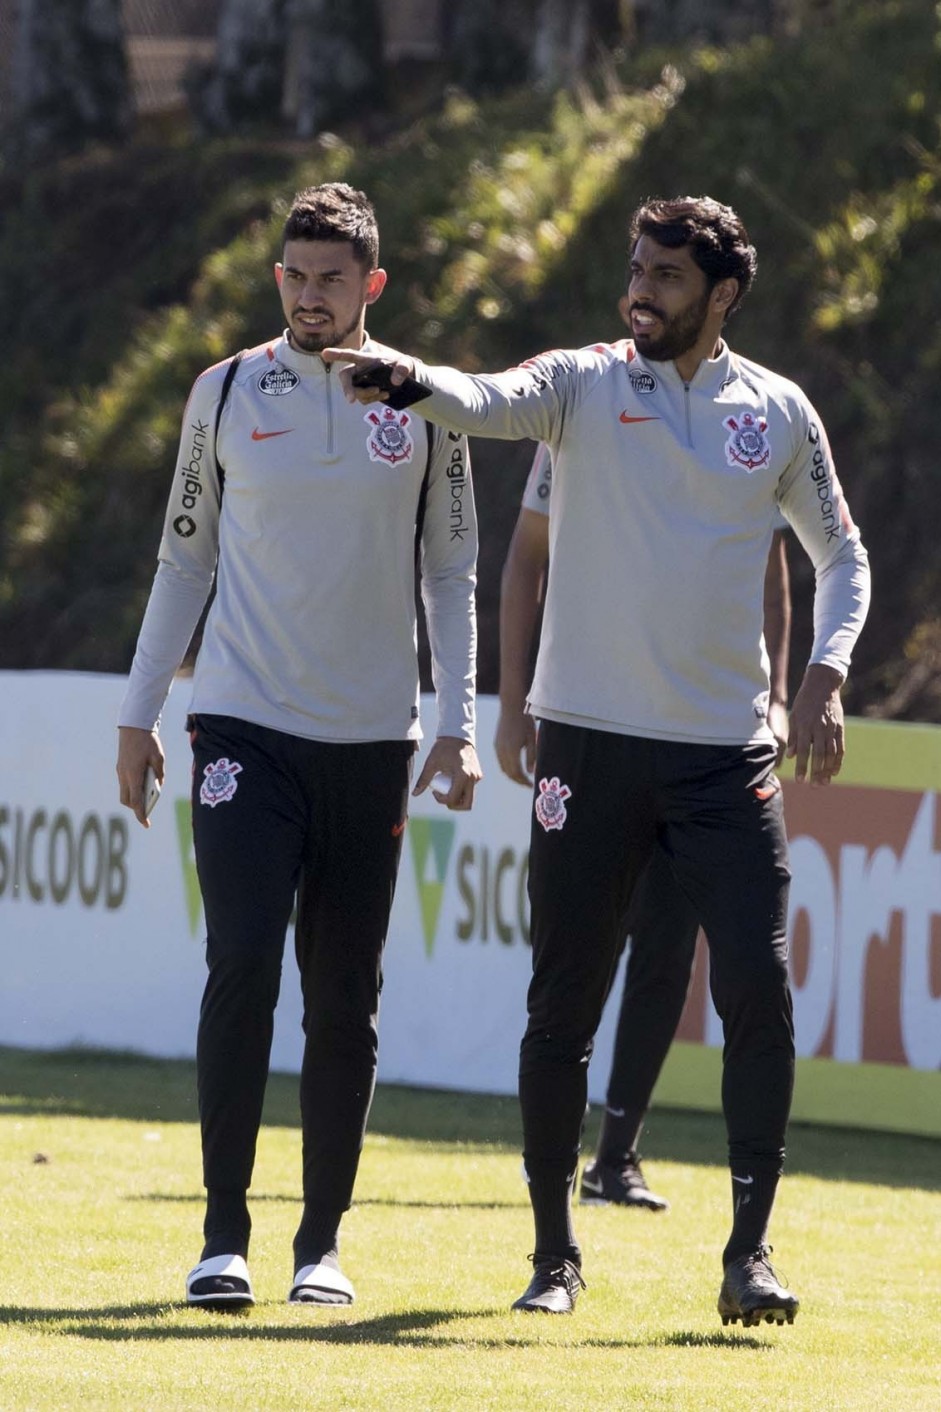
[184,0,384,138]
[10,0,131,160]
[183,0,624,134]
[2,0,841,153]
[0,0,938,720]
[185,0,287,133]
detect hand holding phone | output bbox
[350,360,432,411]
[143,765,161,819]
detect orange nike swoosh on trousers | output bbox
[619,413,661,424]
[251,427,294,440]
[391,821,407,837]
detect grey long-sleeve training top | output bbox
[411,338,869,746]
[119,334,478,744]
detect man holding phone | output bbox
[116,182,480,1310]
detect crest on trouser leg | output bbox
[535,776,572,832]
[199,757,243,807]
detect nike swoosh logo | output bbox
[754,782,779,800]
[619,413,660,424]
[391,821,407,837]
[732,1174,754,1185]
[581,1176,604,1193]
[605,1106,626,1118]
[251,427,294,440]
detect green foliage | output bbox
[0,0,939,714]
[1,1047,940,1411]
[410,78,676,358]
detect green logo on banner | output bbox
[174,797,203,937]
[408,817,456,956]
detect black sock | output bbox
[526,1166,580,1267]
[201,1188,251,1260]
[293,1206,344,1272]
[596,1105,646,1167]
[722,1166,780,1267]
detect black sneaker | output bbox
[511,1255,586,1314]
[718,1245,799,1327]
[579,1156,669,1211]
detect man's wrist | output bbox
[803,662,845,692]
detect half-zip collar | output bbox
[629,340,738,449]
[272,330,378,461]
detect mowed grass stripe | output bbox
[1,1048,939,1411]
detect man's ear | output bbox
[365,268,388,305]
[274,262,284,290]
[617,293,631,327]
[712,277,739,316]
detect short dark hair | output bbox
[629,196,757,317]
[282,182,379,269]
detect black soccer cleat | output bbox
[579,1156,669,1211]
[717,1245,799,1328]
[511,1255,586,1314]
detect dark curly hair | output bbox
[282,183,379,270]
[629,196,757,317]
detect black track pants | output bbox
[190,714,413,1210]
[521,721,793,1180]
[604,845,700,1124]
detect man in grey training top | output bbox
[497,439,793,1217]
[327,194,870,1326]
[116,182,481,1311]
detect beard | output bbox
[288,307,361,353]
[632,288,712,363]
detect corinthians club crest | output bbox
[365,406,415,465]
[724,410,771,472]
[535,776,572,833]
[199,757,243,807]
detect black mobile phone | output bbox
[350,360,432,411]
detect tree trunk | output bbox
[186,0,288,134]
[10,0,131,161]
[444,0,625,95]
[632,1,778,46]
[283,0,385,139]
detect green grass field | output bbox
[1,1046,938,1411]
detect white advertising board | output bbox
[0,674,627,1091]
[2,674,939,1131]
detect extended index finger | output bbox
[321,346,374,367]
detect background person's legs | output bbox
[601,852,700,1160]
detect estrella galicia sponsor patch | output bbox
[173,514,196,538]
[724,410,771,473]
[535,776,572,832]
[258,367,300,396]
[199,757,243,807]
[629,369,657,393]
[364,406,415,465]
